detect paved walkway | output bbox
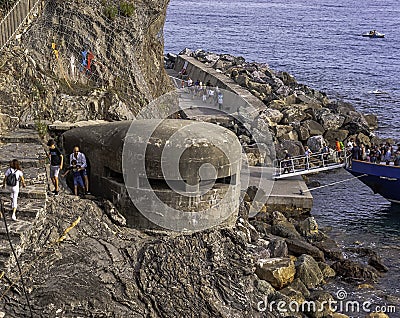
[0,129,47,270]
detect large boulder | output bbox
[292,121,311,141]
[274,125,294,139]
[307,135,324,152]
[312,235,344,261]
[295,254,324,288]
[323,129,349,148]
[276,140,305,158]
[271,212,301,239]
[331,260,380,282]
[285,238,325,261]
[363,114,379,130]
[319,112,345,131]
[296,217,319,238]
[255,257,296,289]
[357,132,371,147]
[281,107,308,123]
[264,235,289,258]
[262,108,284,127]
[302,120,325,136]
[318,262,336,279]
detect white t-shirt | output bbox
[5,168,23,188]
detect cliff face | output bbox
[0,0,171,125]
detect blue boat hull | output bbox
[347,160,400,204]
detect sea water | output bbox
[164,0,400,312]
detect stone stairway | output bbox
[0,129,47,271]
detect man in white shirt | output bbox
[70,146,90,194]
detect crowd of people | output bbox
[344,138,400,166]
[181,76,224,110]
[1,141,90,221]
[280,138,400,174]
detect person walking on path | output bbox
[69,146,90,194]
[47,139,63,196]
[2,159,26,221]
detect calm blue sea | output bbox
[164,0,400,309]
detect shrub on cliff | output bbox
[103,5,118,20]
[120,2,135,17]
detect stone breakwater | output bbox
[165,49,396,158]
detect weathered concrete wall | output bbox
[174,55,266,112]
[62,119,242,231]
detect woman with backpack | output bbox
[2,159,26,221]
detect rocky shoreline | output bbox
[0,184,392,317]
[165,49,397,158]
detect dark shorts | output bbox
[80,168,87,177]
[73,174,84,187]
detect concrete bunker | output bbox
[62,119,242,231]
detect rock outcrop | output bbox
[0,0,171,130]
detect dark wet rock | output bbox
[306,180,321,188]
[263,234,289,258]
[346,247,388,273]
[331,259,380,282]
[294,122,311,141]
[271,212,301,239]
[326,101,356,115]
[368,254,389,273]
[294,254,324,288]
[250,220,272,236]
[311,233,344,261]
[286,238,325,262]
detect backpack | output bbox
[6,169,17,187]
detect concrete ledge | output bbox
[174,55,266,113]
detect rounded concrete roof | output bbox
[124,119,242,180]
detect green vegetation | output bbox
[119,2,135,17]
[103,5,118,20]
[35,119,48,140]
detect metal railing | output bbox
[273,150,349,179]
[0,0,44,53]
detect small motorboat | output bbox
[362,30,385,38]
